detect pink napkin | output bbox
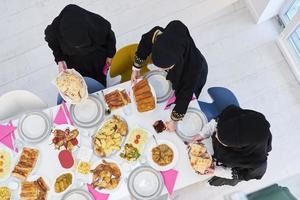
[87,184,109,200]
[0,124,16,140]
[54,105,68,125]
[62,102,74,126]
[0,123,17,152]
[160,169,178,196]
[164,93,197,110]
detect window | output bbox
[278,0,300,83]
[280,0,300,25]
[289,25,300,60]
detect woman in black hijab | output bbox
[45,4,116,87]
[131,20,208,131]
[192,105,272,186]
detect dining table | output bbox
[0,80,213,200]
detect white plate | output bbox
[89,159,123,193]
[0,149,13,182]
[62,188,94,200]
[127,166,164,200]
[49,124,80,152]
[146,139,179,171]
[70,95,105,128]
[130,80,157,113]
[55,69,88,104]
[92,115,128,158]
[144,70,172,103]
[18,111,52,144]
[176,107,208,142]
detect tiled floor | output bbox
[1,0,300,199]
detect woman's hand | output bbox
[166,120,176,132]
[191,134,204,143]
[131,69,140,85]
[106,57,112,66]
[58,61,67,73]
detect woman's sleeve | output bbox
[106,29,116,58]
[133,26,164,69]
[171,77,196,121]
[232,162,267,181]
[44,17,65,63]
[199,119,217,139]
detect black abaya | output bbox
[44,4,116,86]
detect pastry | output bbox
[20,177,49,200]
[188,142,213,174]
[133,79,156,112]
[20,182,38,200]
[104,89,131,110]
[12,148,39,181]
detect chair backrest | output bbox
[83,77,105,93]
[0,90,48,121]
[110,44,152,83]
[208,87,240,113]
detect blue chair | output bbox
[57,77,105,105]
[198,87,240,121]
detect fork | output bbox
[152,135,159,145]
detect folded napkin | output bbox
[54,105,68,125]
[0,123,17,152]
[160,169,178,196]
[164,93,197,110]
[62,102,74,126]
[54,103,74,125]
[87,184,109,200]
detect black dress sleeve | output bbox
[44,17,65,63]
[134,26,164,69]
[106,29,116,58]
[232,162,267,181]
[171,79,196,121]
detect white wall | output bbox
[244,0,286,23]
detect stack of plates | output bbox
[144,70,172,103]
[176,108,208,142]
[18,111,52,143]
[127,166,164,200]
[70,95,104,128]
[61,189,94,200]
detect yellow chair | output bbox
[110,44,152,83]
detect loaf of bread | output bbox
[133,80,156,112]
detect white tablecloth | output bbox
[2,81,213,200]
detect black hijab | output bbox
[59,5,91,48]
[213,105,272,168]
[57,5,111,55]
[151,21,204,91]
